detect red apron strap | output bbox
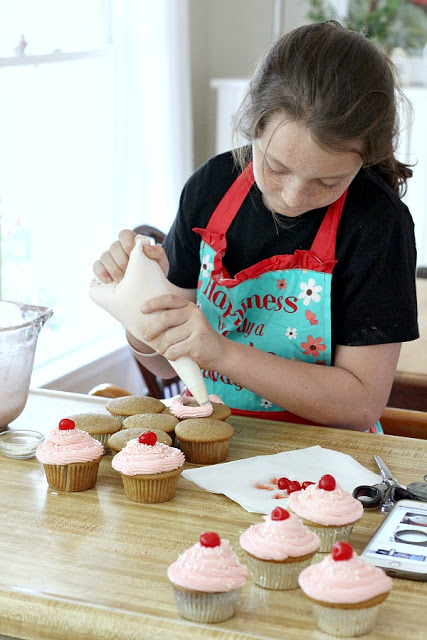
[206,163,255,234]
[310,188,348,263]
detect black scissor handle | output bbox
[352,484,383,508]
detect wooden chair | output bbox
[387,372,427,413]
[380,406,427,439]
[130,224,184,399]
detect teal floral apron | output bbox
[193,162,381,433]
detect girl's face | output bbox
[252,116,363,217]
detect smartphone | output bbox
[360,499,427,581]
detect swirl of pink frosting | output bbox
[111,439,185,475]
[288,482,363,525]
[169,393,225,419]
[167,539,249,592]
[298,551,393,604]
[240,512,320,560]
[36,427,104,464]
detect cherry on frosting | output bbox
[302,481,315,490]
[287,480,302,494]
[277,477,291,490]
[271,507,290,521]
[58,418,75,430]
[318,474,336,491]
[139,431,157,446]
[332,541,353,561]
[200,531,221,547]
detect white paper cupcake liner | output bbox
[246,555,314,590]
[305,524,354,552]
[311,602,382,637]
[172,586,241,623]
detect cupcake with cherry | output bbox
[299,541,392,637]
[239,506,320,590]
[167,531,249,623]
[111,430,185,503]
[36,418,104,492]
[288,474,363,552]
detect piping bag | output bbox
[89,235,209,405]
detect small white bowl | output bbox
[0,429,45,459]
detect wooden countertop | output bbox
[1,392,427,639]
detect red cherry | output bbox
[200,531,221,548]
[58,419,75,430]
[277,477,291,490]
[318,474,336,491]
[139,431,157,446]
[271,507,290,521]
[302,481,315,490]
[332,541,353,561]
[287,480,302,494]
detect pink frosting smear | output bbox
[167,539,249,592]
[36,427,104,464]
[111,439,185,475]
[169,393,224,419]
[288,482,363,525]
[298,551,393,604]
[240,512,320,560]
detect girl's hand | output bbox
[141,294,226,370]
[92,229,169,283]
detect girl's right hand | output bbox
[92,228,170,283]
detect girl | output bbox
[94,21,418,431]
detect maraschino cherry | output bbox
[277,477,291,490]
[287,480,302,494]
[332,541,353,561]
[139,431,157,446]
[318,474,336,491]
[200,531,221,547]
[271,507,290,521]
[58,418,75,430]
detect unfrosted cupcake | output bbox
[240,507,320,590]
[299,541,393,637]
[167,531,249,623]
[107,427,173,454]
[288,474,363,552]
[174,418,234,464]
[36,418,104,492]
[106,396,165,422]
[111,431,185,503]
[65,412,122,452]
[123,413,178,438]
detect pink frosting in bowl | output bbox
[288,481,363,525]
[111,439,185,475]
[167,538,249,592]
[240,512,320,560]
[298,550,393,604]
[36,427,104,464]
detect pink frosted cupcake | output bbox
[240,507,320,590]
[299,541,393,637]
[36,418,104,492]
[111,431,185,503]
[288,474,363,552]
[167,531,249,623]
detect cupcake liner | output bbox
[305,524,354,552]
[245,554,315,590]
[43,457,103,492]
[120,467,183,503]
[88,432,110,453]
[175,437,230,464]
[311,602,383,637]
[171,586,241,623]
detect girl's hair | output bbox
[233,21,412,196]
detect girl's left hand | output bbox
[140,294,225,370]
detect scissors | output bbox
[352,455,427,513]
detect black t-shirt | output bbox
[163,150,419,348]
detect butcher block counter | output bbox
[1,389,426,640]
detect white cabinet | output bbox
[211,78,427,265]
